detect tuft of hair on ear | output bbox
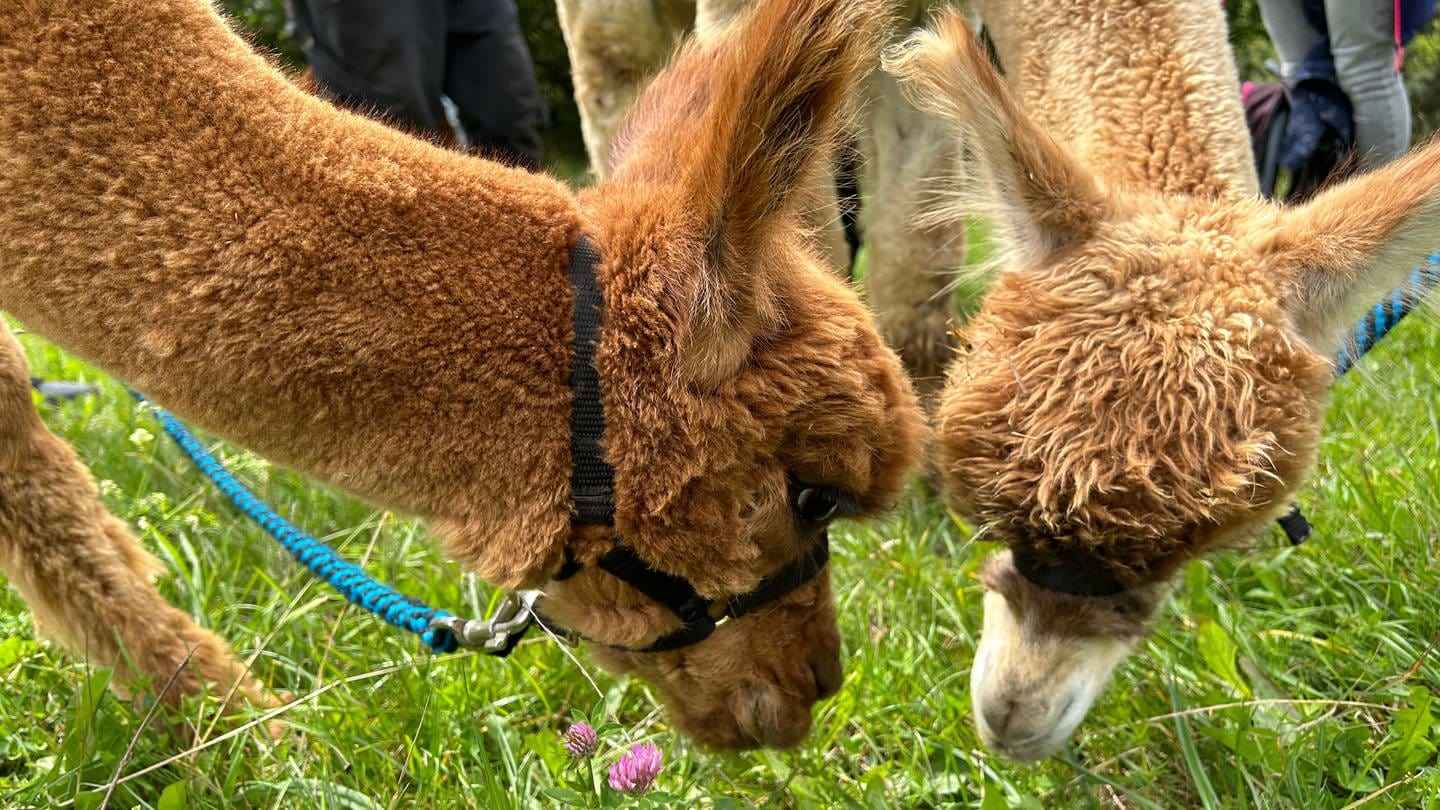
[882,9,1110,268]
[685,0,892,250]
[1272,131,1440,354]
[880,10,990,131]
[638,0,893,387]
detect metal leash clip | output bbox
[428,590,540,657]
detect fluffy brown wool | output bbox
[892,0,1440,586]
[0,0,924,750]
[888,0,1440,761]
[559,0,969,399]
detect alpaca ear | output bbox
[883,11,1112,263]
[1268,136,1440,356]
[670,0,889,386]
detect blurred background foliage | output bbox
[218,0,584,164]
[219,0,1438,170]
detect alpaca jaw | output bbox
[530,474,853,751]
[588,575,842,750]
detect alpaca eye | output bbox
[794,487,839,523]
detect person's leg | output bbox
[444,0,549,169]
[1258,0,1331,84]
[1325,0,1411,168]
[288,0,449,139]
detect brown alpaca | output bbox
[0,0,925,750]
[557,0,969,399]
[888,0,1440,761]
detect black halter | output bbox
[1010,546,1128,597]
[547,234,830,654]
[1013,504,1313,597]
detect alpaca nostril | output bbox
[809,656,841,700]
[981,698,1018,738]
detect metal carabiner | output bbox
[428,590,540,656]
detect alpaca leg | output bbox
[0,329,272,711]
[860,51,966,403]
[556,0,693,178]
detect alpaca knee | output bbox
[557,0,687,175]
[859,70,966,399]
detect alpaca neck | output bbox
[0,0,582,583]
[982,0,1259,198]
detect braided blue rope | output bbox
[1334,249,1440,375]
[131,392,458,653]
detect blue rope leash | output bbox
[1335,249,1440,375]
[130,392,458,653]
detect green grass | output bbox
[3,303,1440,809]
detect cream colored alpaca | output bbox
[557,0,968,396]
[889,0,1440,760]
[0,0,925,750]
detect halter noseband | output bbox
[552,524,830,653]
[1012,503,1314,598]
[1010,546,1128,597]
[536,234,829,654]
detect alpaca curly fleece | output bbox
[889,0,1440,760]
[0,0,924,750]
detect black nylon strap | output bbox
[616,533,831,653]
[568,235,614,524]
[596,545,709,617]
[586,543,721,654]
[1277,505,1312,545]
[554,235,829,653]
[725,532,830,619]
[1012,546,1127,597]
[564,536,833,654]
[1018,505,1313,596]
[636,615,719,653]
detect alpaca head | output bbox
[525,0,925,749]
[888,11,1440,760]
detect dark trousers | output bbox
[289,0,547,169]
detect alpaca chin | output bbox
[587,576,845,752]
[970,590,1136,762]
